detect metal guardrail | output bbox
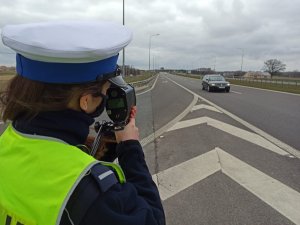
[227,78,299,87]
[129,75,157,88]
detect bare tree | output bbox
[263,59,286,78]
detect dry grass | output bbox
[0,75,14,91]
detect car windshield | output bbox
[209,76,225,81]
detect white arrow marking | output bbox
[191,104,222,113]
[153,148,300,224]
[168,116,289,156]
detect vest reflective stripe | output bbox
[99,161,126,184]
[0,124,99,225]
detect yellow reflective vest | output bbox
[0,124,123,225]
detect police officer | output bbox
[0,21,165,225]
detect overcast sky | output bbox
[0,0,299,71]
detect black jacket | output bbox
[14,110,165,225]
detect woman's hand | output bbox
[115,106,139,143]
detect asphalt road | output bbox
[139,73,300,225]
[166,73,300,151]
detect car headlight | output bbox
[211,83,215,86]
[226,83,230,86]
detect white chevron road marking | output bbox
[152,150,220,201]
[217,148,300,225]
[191,104,222,113]
[167,116,290,156]
[153,148,300,225]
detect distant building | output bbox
[244,71,271,79]
[196,68,212,72]
[192,68,214,75]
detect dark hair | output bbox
[0,75,106,122]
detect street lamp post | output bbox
[237,48,244,71]
[153,55,155,71]
[122,0,125,76]
[213,56,217,71]
[148,34,160,71]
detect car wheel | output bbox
[226,89,230,93]
[202,85,205,90]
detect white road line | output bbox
[164,75,300,158]
[153,147,300,224]
[136,75,160,96]
[141,94,198,147]
[217,148,300,225]
[152,150,220,201]
[191,104,222,113]
[168,116,289,156]
[231,90,242,94]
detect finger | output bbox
[131,106,137,113]
[130,113,136,119]
[130,106,137,118]
[130,112,136,119]
[129,117,136,126]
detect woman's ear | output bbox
[79,94,91,112]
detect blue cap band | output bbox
[16,54,119,84]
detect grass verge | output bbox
[229,79,300,94]
[0,75,15,91]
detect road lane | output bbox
[167,74,300,151]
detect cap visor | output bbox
[109,76,128,87]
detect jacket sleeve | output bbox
[61,140,165,225]
[116,140,165,224]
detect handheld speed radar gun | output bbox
[91,84,136,156]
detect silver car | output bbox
[202,74,230,92]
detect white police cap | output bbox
[1,21,132,85]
